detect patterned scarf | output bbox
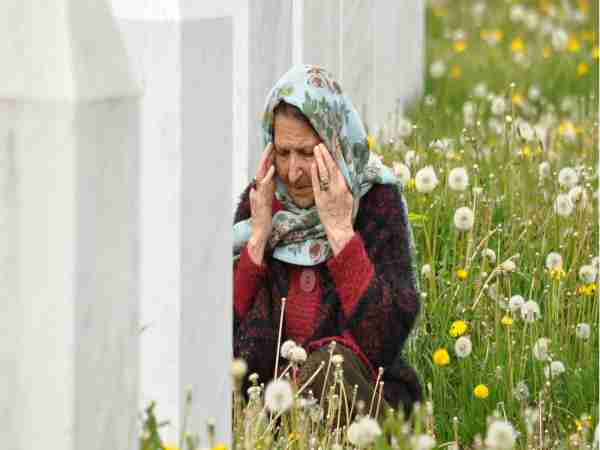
[233,64,400,266]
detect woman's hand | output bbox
[310,143,354,256]
[248,142,276,265]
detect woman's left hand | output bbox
[310,143,355,256]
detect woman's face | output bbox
[273,113,322,209]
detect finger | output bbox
[314,144,330,182]
[310,161,321,202]
[318,143,339,182]
[249,188,255,214]
[262,164,276,185]
[256,142,273,181]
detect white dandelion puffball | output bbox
[532,337,551,361]
[280,340,297,359]
[473,82,488,98]
[491,96,507,116]
[544,361,566,379]
[421,264,432,277]
[448,167,469,191]
[501,259,517,273]
[392,162,411,186]
[455,336,473,358]
[558,167,579,188]
[485,420,517,450]
[454,207,475,231]
[398,118,413,138]
[517,120,535,142]
[430,60,447,78]
[509,4,525,22]
[347,417,382,447]
[521,300,541,322]
[554,194,574,217]
[545,252,563,270]
[230,358,248,379]
[538,161,550,179]
[415,166,439,193]
[410,434,437,450]
[289,346,307,364]
[551,28,568,51]
[264,379,294,413]
[576,323,591,340]
[509,295,525,312]
[579,265,597,284]
[513,381,530,401]
[482,248,497,264]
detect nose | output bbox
[288,152,303,185]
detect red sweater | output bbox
[234,201,377,380]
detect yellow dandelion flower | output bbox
[473,384,489,399]
[433,348,450,366]
[593,46,599,59]
[450,320,468,337]
[454,40,467,53]
[511,93,523,105]
[550,267,566,281]
[520,145,532,160]
[542,47,552,58]
[577,62,589,77]
[450,65,462,79]
[367,134,375,150]
[288,432,300,442]
[511,37,525,54]
[212,444,228,450]
[456,268,468,280]
[568,35,581,53]
[163,444,180,450]
[559,120,576,137]
[501,315,514,326]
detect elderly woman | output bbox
[233,65,421,420]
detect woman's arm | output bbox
[326,184,420,371]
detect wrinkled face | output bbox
[273,113,322,209]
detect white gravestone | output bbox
[0,1,140,449]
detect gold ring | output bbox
[319,179,330,191]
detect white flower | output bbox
[517,120,535,141]
[482,248,497,264]
[455,336,473,358]
[421,264,432,277]
[230,358,248,379]
[430,60,447,79]
[347,417,382,447]
[552,28,568,51]
[454,207,475,231]
[528,85,541,101]
[538,161,550,179]
[264,379,294,413]
[509,295,525,312]
[513,381,530,401]
[415,166,439,193]
[491,96,507,116]
[398,118,413,138]
[544,360,566,379]
[501,259,517,273]
[485,420,517,450]
[532,337,551,361]
[280,340,297,359]
[545,252,563,270]
[393,162,411,186]
[473,82,488,98]
[510,4,525,22]
[554,194,574,217]
[558,167,579,188]
[410,434,437,450]
[579,265,597,283]
[448,167,469,191]
[289,346,307,364]
[576,323,591,340]
[521,300,541,322]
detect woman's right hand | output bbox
[248,143,276,265]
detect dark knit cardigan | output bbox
[233,182,422,415]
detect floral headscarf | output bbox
[233,64,402,266]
